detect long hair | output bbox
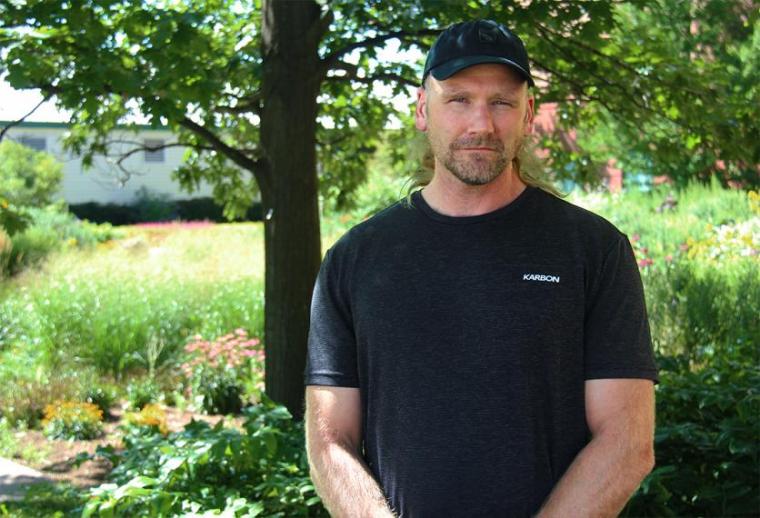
[406,133,565,198]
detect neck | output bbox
[421,165,527,217]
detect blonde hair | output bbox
[406,133,565,199]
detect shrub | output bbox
[42,401,103,441]
[84,385,117,418]
[133,186,177,222]
[0,198,31,236]
[624,354,759,516]
[182,329,264,415]
[0,140,63,207]
[1,205,121,276]
[84,397,326,517]
[125,403,169,436]
[127,378,162,410]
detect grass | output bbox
[0,222,266,416]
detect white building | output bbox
[1,120,215,205]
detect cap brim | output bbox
[430,55,535,87]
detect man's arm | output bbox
[305,386,395,518]
[536,379,655,518]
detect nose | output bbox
[467,103,495,134]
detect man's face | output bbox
[415,64,534,186]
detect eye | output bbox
[493,99,514,107]
[448,96,468,103]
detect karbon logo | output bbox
[523,273,560,283]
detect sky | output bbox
[0,80,70,122]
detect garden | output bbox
[0,135,758,516]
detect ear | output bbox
[523,94,535,135]
[415,87,428,132]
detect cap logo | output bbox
[478,25,498,43]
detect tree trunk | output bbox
[260,0,324,420]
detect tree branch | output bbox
[321,28,440,72]
[106,141,212,165]
[0,95,52,142]
[326,71,418,89]
[179,117,270,190]
[326,60,418,88]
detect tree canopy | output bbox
[1,0,756,416]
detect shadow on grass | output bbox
[0,482,83,517]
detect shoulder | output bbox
[529,189,627,251]
[328,197,418,257]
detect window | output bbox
[19,136,46,151]
[144,139,165,162]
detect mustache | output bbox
[450,136,505,151]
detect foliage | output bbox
[42,401,103,441]
[0,482,83,518]
[133,186,177,222]
[182,329,264,415]
[0,417,18,458]
[0,140,63,207]
[0,223,264,379]
[574,0,759,187]
[125,403,169,436]
[0,198,30,237]
[624,354,759,516]
[83,397,327,517]
[1,205,121,277]
[0,371,84,428]
[84,385,117,418]
[126,378,162,410]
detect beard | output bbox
[430,133,521,186]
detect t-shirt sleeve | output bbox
[584,233,659,382]
[304,247,360,387]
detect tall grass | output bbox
[0,223,265,382]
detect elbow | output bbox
[632,442,655,482]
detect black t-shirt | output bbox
[306,186,658,518]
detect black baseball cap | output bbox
[422,20,535,87]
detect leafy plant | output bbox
[126,378,161,410]
[84,385,117,418]
[0,140,63,208]
[124,403,169,436]
[42,401,103,441]
[84,396,327,517]
[624,354,760,516]
[182,329,264,415]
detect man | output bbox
[304,19,657,518]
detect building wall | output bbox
[2,121,215,204]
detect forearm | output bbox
[536,434,654,518]
[308,441,395,518]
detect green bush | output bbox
[42,401,103,441]
[0,140,63,208]
[127,378,162,410]
[1,205,121,276]
[84,397,327,517]
[624,354,759,516]
[84,385,117,418]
